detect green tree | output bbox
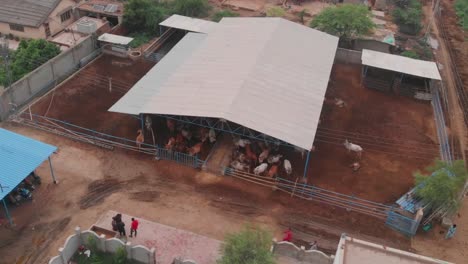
[392,0,422,35]
[266,6,286,17]
[212,9,239,22]
[310,4,375,40]
[218,225,276,264]
[0,39,60,86]
[414,160,468,211]
[455,0,468,30]
[123,0,165,33]
[172,0,211,18]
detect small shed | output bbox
[361,49,441,100]
[0,128,57,225]
[98,33,133,58]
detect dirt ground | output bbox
[0,124,414,264]
[29,54,155,139]
[305,64,439,203]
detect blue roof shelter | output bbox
[0,128,57,225]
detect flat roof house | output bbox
[0,0,77,39]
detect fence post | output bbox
[98,234,106,252]
[150,247,156,264]
[125,242,132,259]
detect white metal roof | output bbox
[334,235,452,264]
[110,18,338,150]
[98,33,133,45]
[362,49,441,80]
[159,14,218,34]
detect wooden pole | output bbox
[291,177,299,198]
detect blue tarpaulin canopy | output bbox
[0,128,57,225]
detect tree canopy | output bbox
[218,225,276,264]
[310,4,375,40]
[392,0,422,35]
[123,0,166,33]
[455,0,468,30]
[414,160,467,211]
[172,0,211,18]
[0,39,60,86]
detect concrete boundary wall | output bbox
[48,226,156,264]
[271,240,334,264]
[0,36,98,121]
[335,48,363,65]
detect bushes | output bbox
[266,6,286,17]
[212,10,239,22]
[392,0,422,35]
[218,225,275,264]
[455,0,468,30]
[128,32,153,48]
[401,50,420,59]
[172,0,211,18]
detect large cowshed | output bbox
[110,17,339,151]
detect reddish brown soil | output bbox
[30,55,155,139]
[442,0,468,93]
[306,64,438,203]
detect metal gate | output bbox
[385,211,419,237]
[156,148,203,168]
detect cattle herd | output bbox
[163,119,217,156]
[230,138,298,179]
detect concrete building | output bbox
[334,234,451,264]
[76,0,123,27]
[0,0,78,39]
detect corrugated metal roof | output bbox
[159,14,218,34]
[362,49,441,80]
[110,18,338,150]
[98,33,133,45]
[0,128,57,200]
[0,0,62,27]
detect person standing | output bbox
[130,218,139,238]
[446,224,457,239]
[282,228,293,242]
[116,217,126,237]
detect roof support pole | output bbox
[140,114,144,132]
[303,150,311,179]
[2,199,12,226]
[48,157,57,184]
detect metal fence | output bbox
[223,166,420,236]
[15,113,205,168]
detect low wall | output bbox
[334,48,362,64]
[271,240,334,264]
[0,36,98,121]
[48,226,156,264]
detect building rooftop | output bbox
[160,14,218,34]
[77,0,124,16]
[334,235,452,264]
[110,17,338,150]
[0,0,61,27]
[362,49,441,80]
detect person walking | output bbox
[446,224,457,239]
[130,218,139,238]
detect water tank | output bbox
[76,19,97,34]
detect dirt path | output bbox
[423,3,467,160]
[0,124,411,264]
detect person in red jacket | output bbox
[129,218,139,238]
[282,227,293,242]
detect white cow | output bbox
[283,159,292,175]
[231,160,249,172]
[258,149,269,163]
[254,163,268,175]
[343,139,363,159]
[234,138,251,148]
[267,154,283,164]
